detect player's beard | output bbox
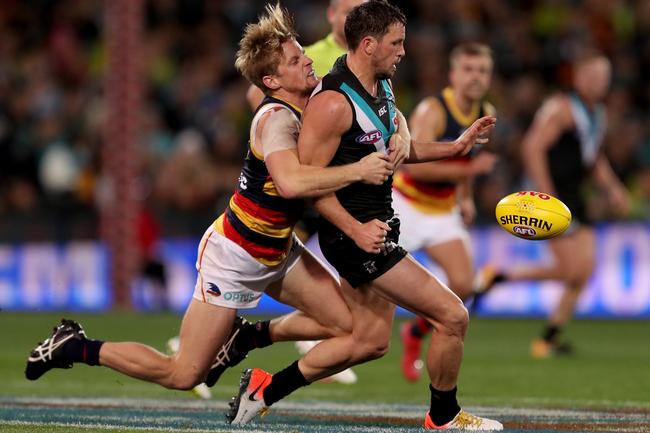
[376,68,395,80]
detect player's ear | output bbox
[361,36,377,56]
[262,75,281,91]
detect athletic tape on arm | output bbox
[260,107,301,159]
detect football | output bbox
[495,191,572,240]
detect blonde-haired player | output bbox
[395,43,498,381]
[246,0,367,109]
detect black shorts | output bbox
[319,216,407,288]
[559,192,591,225]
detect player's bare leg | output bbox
[400,239,474,381]
[100,299,235,389]
[371,255,501,430]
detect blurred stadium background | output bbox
[1,0,649,316]
[1,1,649,432]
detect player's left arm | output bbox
[592,152,631,216]
[405,116,496,163]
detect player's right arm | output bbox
[299,91,390,253]
[521,95,571,195]
[258,107,393,200]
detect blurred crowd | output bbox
[1,0,649,242]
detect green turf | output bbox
[0,425,194,433]
[2,311,649,409]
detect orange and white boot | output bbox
[424,410,503,430]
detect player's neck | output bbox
[346,53,378,96]
[271,90,308,112]
[452,89,475,115]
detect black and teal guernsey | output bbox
[547,92,606,223]
[313,55,407,288]
[312,55,398,224]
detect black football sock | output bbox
[428,385,461,426]
[262,361,310,406]
[228,319,272,357]
[492,272,507,285]
[410,316,432,338]
[252,320,273,348]
[63,339,105,366]
[542,325,560,343]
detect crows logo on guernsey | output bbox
[205,282,221,297]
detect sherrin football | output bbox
[495,191,572,240]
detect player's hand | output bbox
[357,152,394,185]
[350,219,391,254]
[470,151,498,176]
[451,116,496,156]
[388,128,410,167]
[459,198,476,226]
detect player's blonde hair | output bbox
[235,3,297,94]
[449,43,493,67]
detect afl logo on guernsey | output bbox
[356,130,383,144]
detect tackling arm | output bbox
[259,108,392,199]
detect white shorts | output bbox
[392,190,470,252]
[192,226,304,309]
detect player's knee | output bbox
[351,332,391,362]
[165,366,205,390]
[563,265,591,290]
[438,303,469,338]
[354,340,390,362]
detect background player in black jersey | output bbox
[394,42,498,382]
[477,51,631,358]
[227,1,502,430]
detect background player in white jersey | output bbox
[395,43,498,382]
[475,51,631,358]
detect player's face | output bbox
[328,0,367,46]
[575,57,611,102]
[275,40,319,95]
[373,23,406,80]
[449,54,493,101]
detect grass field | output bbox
[1,312,649,432]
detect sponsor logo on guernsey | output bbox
[223,291,260,303]
[238,173,248,190]
[499,214,553,232]
[513,225,537,237]
[205,282,221,297]
[356,129,383,144]
[378,105,387,116]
